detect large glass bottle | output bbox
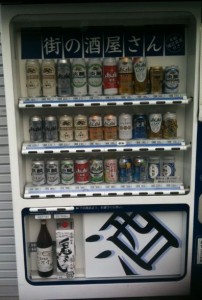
[36,220,53,277]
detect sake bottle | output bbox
[36,220,53,277]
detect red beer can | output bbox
[75,158,90,184]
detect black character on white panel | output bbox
[57,237,72,272]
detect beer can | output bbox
[89,114,103,141]
[26,59,41,97]
[44,115,58,142]
[164,66,179,94]
[87,58,102,96]
[133,57,148,95]
[118,156,133,183]
[148,113,163,139]
[90,158,104,183]
[61,158,74,185]
[150,66,163,94]
[46,159,60,185]
[103,57,118,95]
[31,159,46,186]
[148,156,160,180]
[133,114,148,139]
[75,158,90,184]
[42,59,57,97]
[29,115,43,142]
[103,114,118,140]
[59,115,73,142]
[74,114,88,142]
[118,113,132,140]
[72,58,87,96]
[162,156,176,177]
[118,57,133,95]
[57,59,71,96]
[162,112,178,139]
[104,158,118,183]
[133,156,148,182]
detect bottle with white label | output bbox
[36,220,53,277]
[72,58,87,96]
[87,58,102,96]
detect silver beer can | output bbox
[72,58,87,96]
[46,159,60,185]
[44,115,58,142]
[32,159,46,186]
[57,59,71,96]
[88,58,102,96]
[26,59,41,97]
[118,113,132,140]
[164,66,179,94]
[29,115,43,142]
[42,59,57,97]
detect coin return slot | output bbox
[61,194,71,197]
[46,195,55,198]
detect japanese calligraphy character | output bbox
[105,36,122,53]
[65,39,81,54]
[43,37,61,55]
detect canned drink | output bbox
[90,158,104,183]
[72,58,87,96]
[150,66,163,94]
[118,156,133,183]
[164,66,179,94]
[42,59,56,97]
[148,113,163,139]
[59,115,73,142]
[103,57,118,95]
[26,59,41,97]
[118,57,133,95]
[118,113,132,140]
[74,114,88,142]
[75,158,90,184]
[44,115,58,142]
[61,159,74,184]
[31,159,46,186]
[148,156,160,180]
[133,114,148,139]
[133,57,148,95]
[46,159,60,185]
[133,156,148,182]
[89,114,103,141]
[162,156,176,177]
[29,116,43,142]
[104,158,118,183]
[88,58,102,96]
[162,112,178,139]
[57,59,71,96]
[103,114,118,140]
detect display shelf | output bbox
[18,94,192,108]
[24,180,186,198]
[22,139,189,154]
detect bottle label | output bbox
[37,246,53,273]
[88,63,102,87]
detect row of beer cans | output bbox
[26,57,179,98]
[29,112,177,142]
[31,155,176,186]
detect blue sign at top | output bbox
[21,25,185,59]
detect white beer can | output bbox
[118,113,132,140]
[72,58,87,96]
[42,59,56,97]
[87,58,102,96]
[26,59,41,97]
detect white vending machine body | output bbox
[0,2,200,299]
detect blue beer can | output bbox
[148,156,161,180]
[118,156,133,183]
[133,114,148,139]
[133,156,148,182]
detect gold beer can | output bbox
[150,66,163,94]
[118,57,133,95]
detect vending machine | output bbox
[0,1,200,299]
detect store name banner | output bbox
[21,25,185,59]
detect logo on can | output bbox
[26,59,41,97]
[164,66,179,93]
[133,114,148,139]
[148,156,160,180]
[90,159,104,183]
[162,156,175,177]
[46,159,60,185]
[103,114,118,140]
[103,57,118,95]
[118,57,133,95]
[118,113,132,140]
[61,159,74,184]
[32,159,46,186]
[72,58,87,96]
[59,115,73,142]
[75,158,90,184]
[88,58,102,96]
[44,115,58,142]
[29,116,43,142]
[42,59,56,97]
